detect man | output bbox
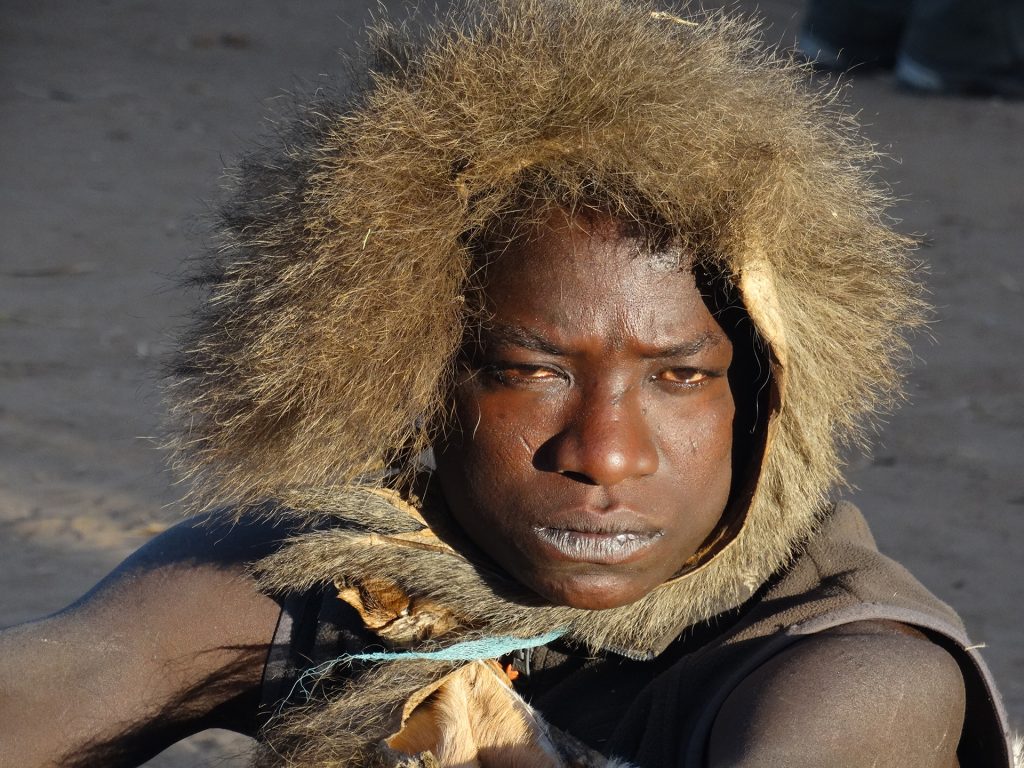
[0,1,1015,766]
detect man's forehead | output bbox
[485,206,693,274]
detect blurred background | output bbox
[1,1,1021,764]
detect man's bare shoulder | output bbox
[707,620,966,768]
[0,512,291,768]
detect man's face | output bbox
[434,211,734,610]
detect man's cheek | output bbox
[465,431,532,493]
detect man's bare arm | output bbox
[707,620,966,768]
[0,513,289,768]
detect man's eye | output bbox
[658,368,709,386]
[485,364,561,384]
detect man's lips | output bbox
[530,512,665,565]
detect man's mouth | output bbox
[532,525,664,564]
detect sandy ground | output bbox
[1,1,1021,764]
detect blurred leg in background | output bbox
[799,0,913,70]
[799,0,1024,97]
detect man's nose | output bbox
[544,388,659,486]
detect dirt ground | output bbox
[1,1,1021,765]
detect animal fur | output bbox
[165,0,927,764]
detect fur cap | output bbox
[171,0,922,512]
[171,0,922,586]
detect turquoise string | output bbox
[343,629,566,662]
[284,628,566,705]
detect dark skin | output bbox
[0,212,965,767]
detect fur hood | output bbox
[167,0,925,763]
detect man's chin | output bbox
[527,570,657,610]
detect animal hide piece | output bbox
[377,660,635,767]
[336,575,462,647]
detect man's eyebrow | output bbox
[479,323,566,355]
[641,330,719,359]
[477,324,720,358]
